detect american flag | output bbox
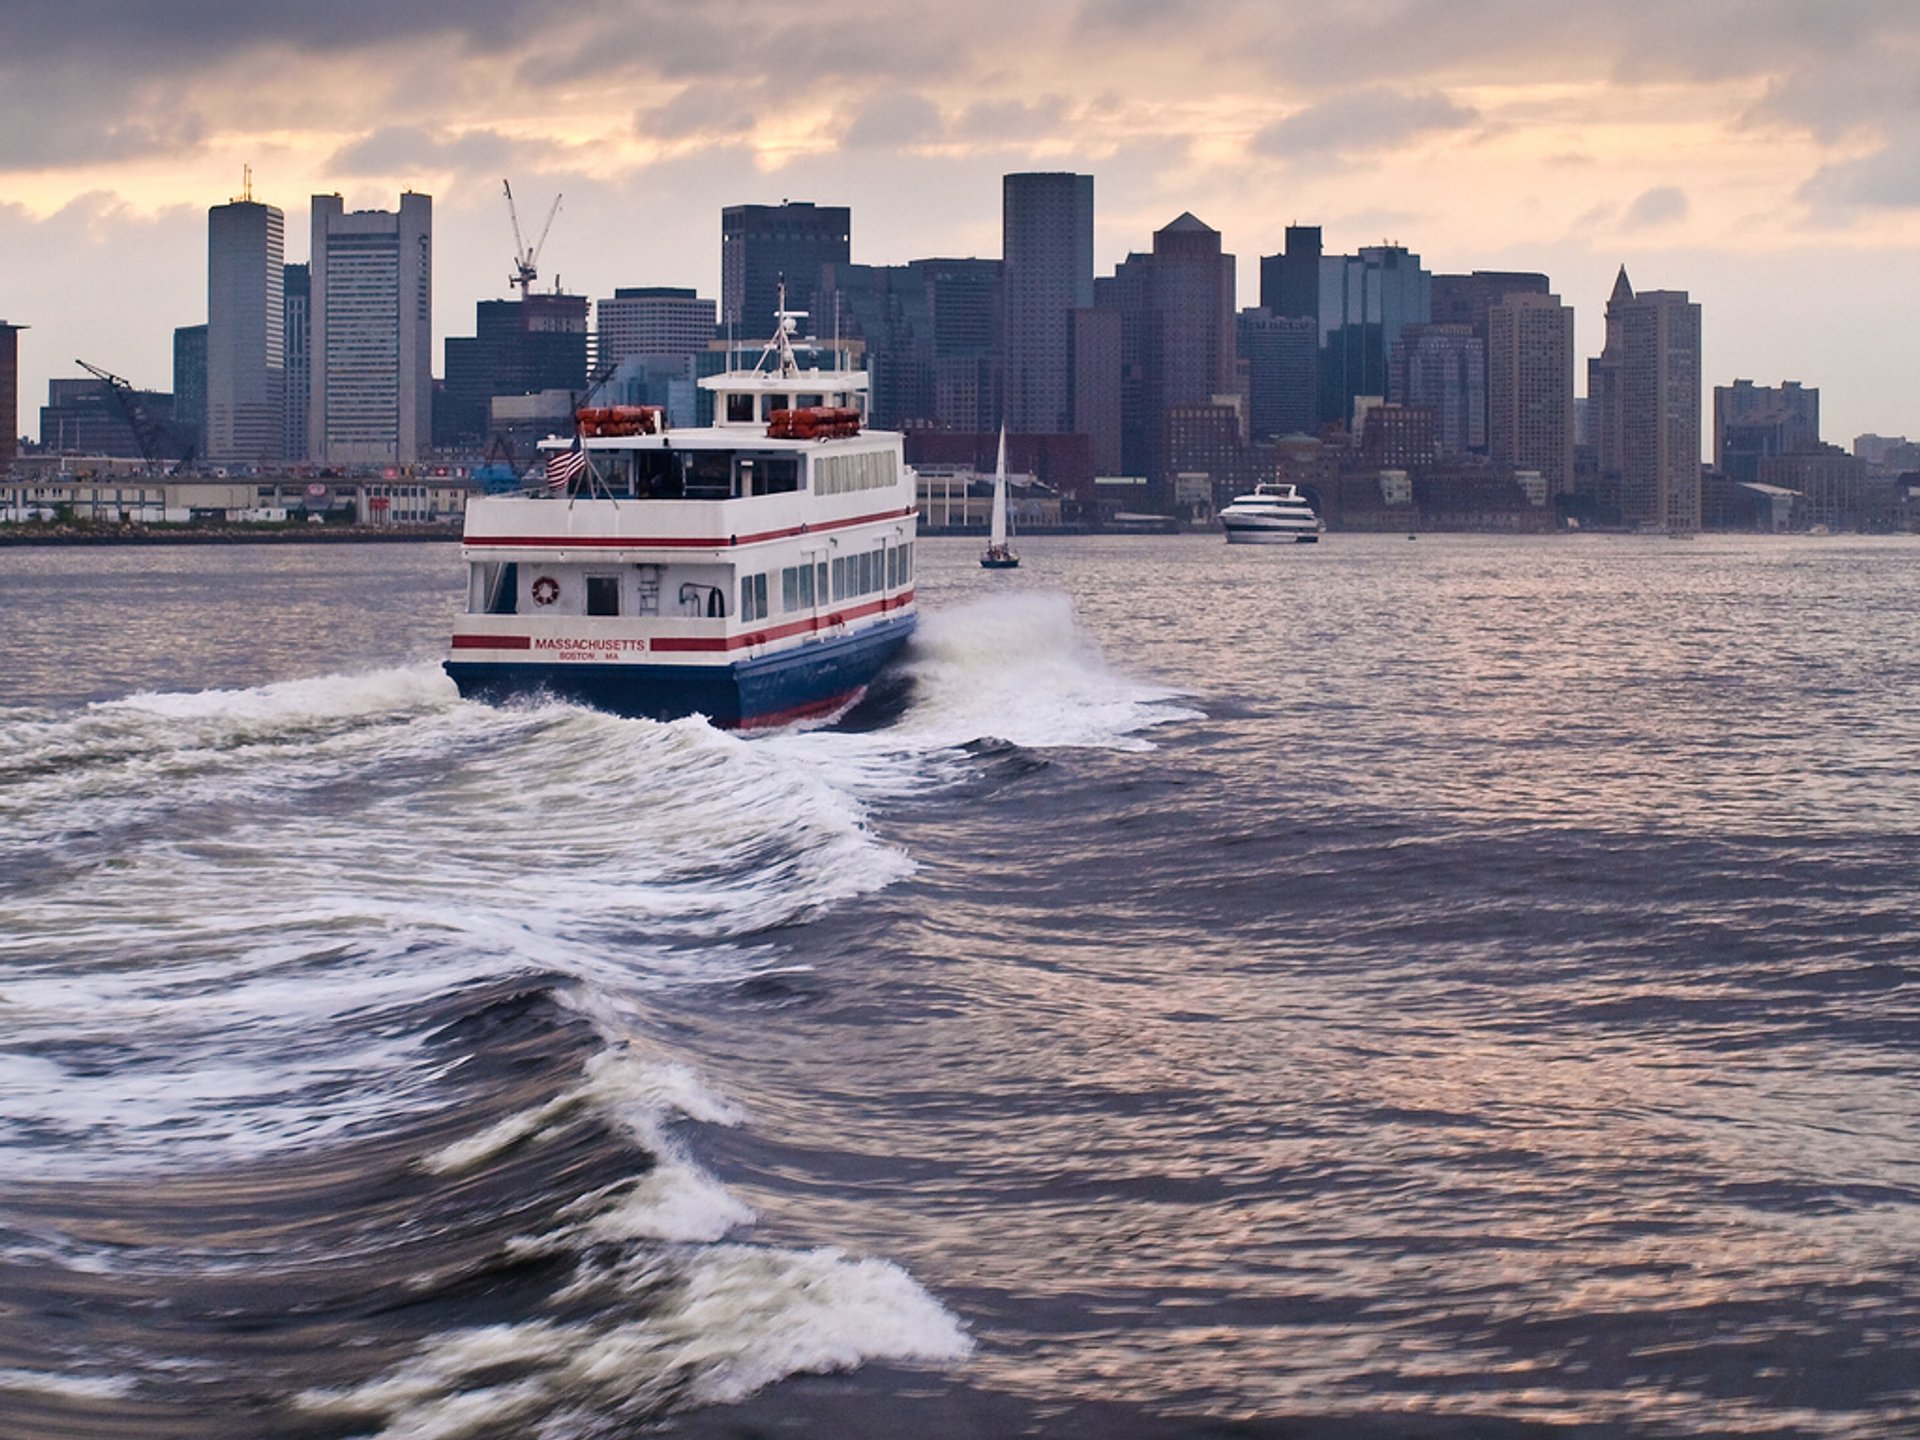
[545,437,586,490]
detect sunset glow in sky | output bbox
[5,0,1917,445]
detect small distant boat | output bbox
[1219,482,1319,544]
[981,426,1019,569]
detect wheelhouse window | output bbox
[739,572,769,622]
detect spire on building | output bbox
[1609,265,1634,307]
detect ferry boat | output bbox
[1218,482,1320,544]
[444,303,917,729]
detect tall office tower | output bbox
[440,292,588,446]
[282,263,310,464]
[1071,306,1123,473]
[1430,271,1550,334]
[1318,243,1431,429]
[1257,224,1322,321]
[1001,172,1094,434]
[1,321,24,468]
[1238,308,1319,441]
[1095,213,1236,495]
[596,287,717,369]
[1591,267,1701,530]
[172,324,207,463]
[206,192,285,466]
[1714,379,1820,485]
[720,201,850,335]
[310,191,432,466]
[1487,291,1575,493]
[1388,323,1485,454]
[812,257,1004,431]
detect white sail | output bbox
[989,426,1009,547]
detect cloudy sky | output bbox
[4,0,1917,448]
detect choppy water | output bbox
[1,534,1916,1439]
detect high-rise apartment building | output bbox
[1714,379,1819,485]
[282,264,309,464]
[720,202,850,335]
[1589,268,1701,530]
[1388,324,1485,455]
[1,321,23,468]
[1002,172,1094,434]
[1487,292,1574,493]
[309,191,432,466]
[207,194,285,466]
[596,287,717,369]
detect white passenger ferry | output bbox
[1218,482,1321,544]
[445,306,917,728]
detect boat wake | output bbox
[0,593,1182,1434]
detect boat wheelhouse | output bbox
[444,307,917,728]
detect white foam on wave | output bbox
[897,591,1199,751]
[295,1243,971,1438]
[0,1367,137,1400]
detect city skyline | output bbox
[2,3,1918,449]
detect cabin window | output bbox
[797,563,814,608]
[886,547,898,589]
[484,562,518,614]
[816,562,829,602]
[899,544,912,584]
[685,452,731,498]
[727,394,754,423]
[586,575,621,616]
[739,572,769,622]
[831,555,846,601]
[782,566,799,612]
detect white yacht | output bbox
[1218,482,1320,544]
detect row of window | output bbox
[814,451,898,496]
[739,542,915,625]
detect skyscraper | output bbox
[440,292,588,447]
[596,288,717,369]
[1,321,23,468]
[1487,292,1575,494]
[172,323,207,464]
[1388,324,1485,454]
[207,192,285,466]
[1714,380,1819,485]
[1095,213,1237,496]
[1001,172,1094,434]
[1590,268,1701,530]
[1258,225,1321,322]
[282,263,309,464]
[310,191,432,466]
[720,202,850,335]
[1318,244,1431,429]
[1238,308,1318,441]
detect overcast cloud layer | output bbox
[4,0,1919,444]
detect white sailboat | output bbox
[980,426,1019,569]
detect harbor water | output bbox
[1,533,1916,1438]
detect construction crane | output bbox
[76,359,186,474]
[503,180,562,295]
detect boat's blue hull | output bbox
[444,614,916,729]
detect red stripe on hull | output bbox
[450,633,532,650]
[732,688,866,731]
